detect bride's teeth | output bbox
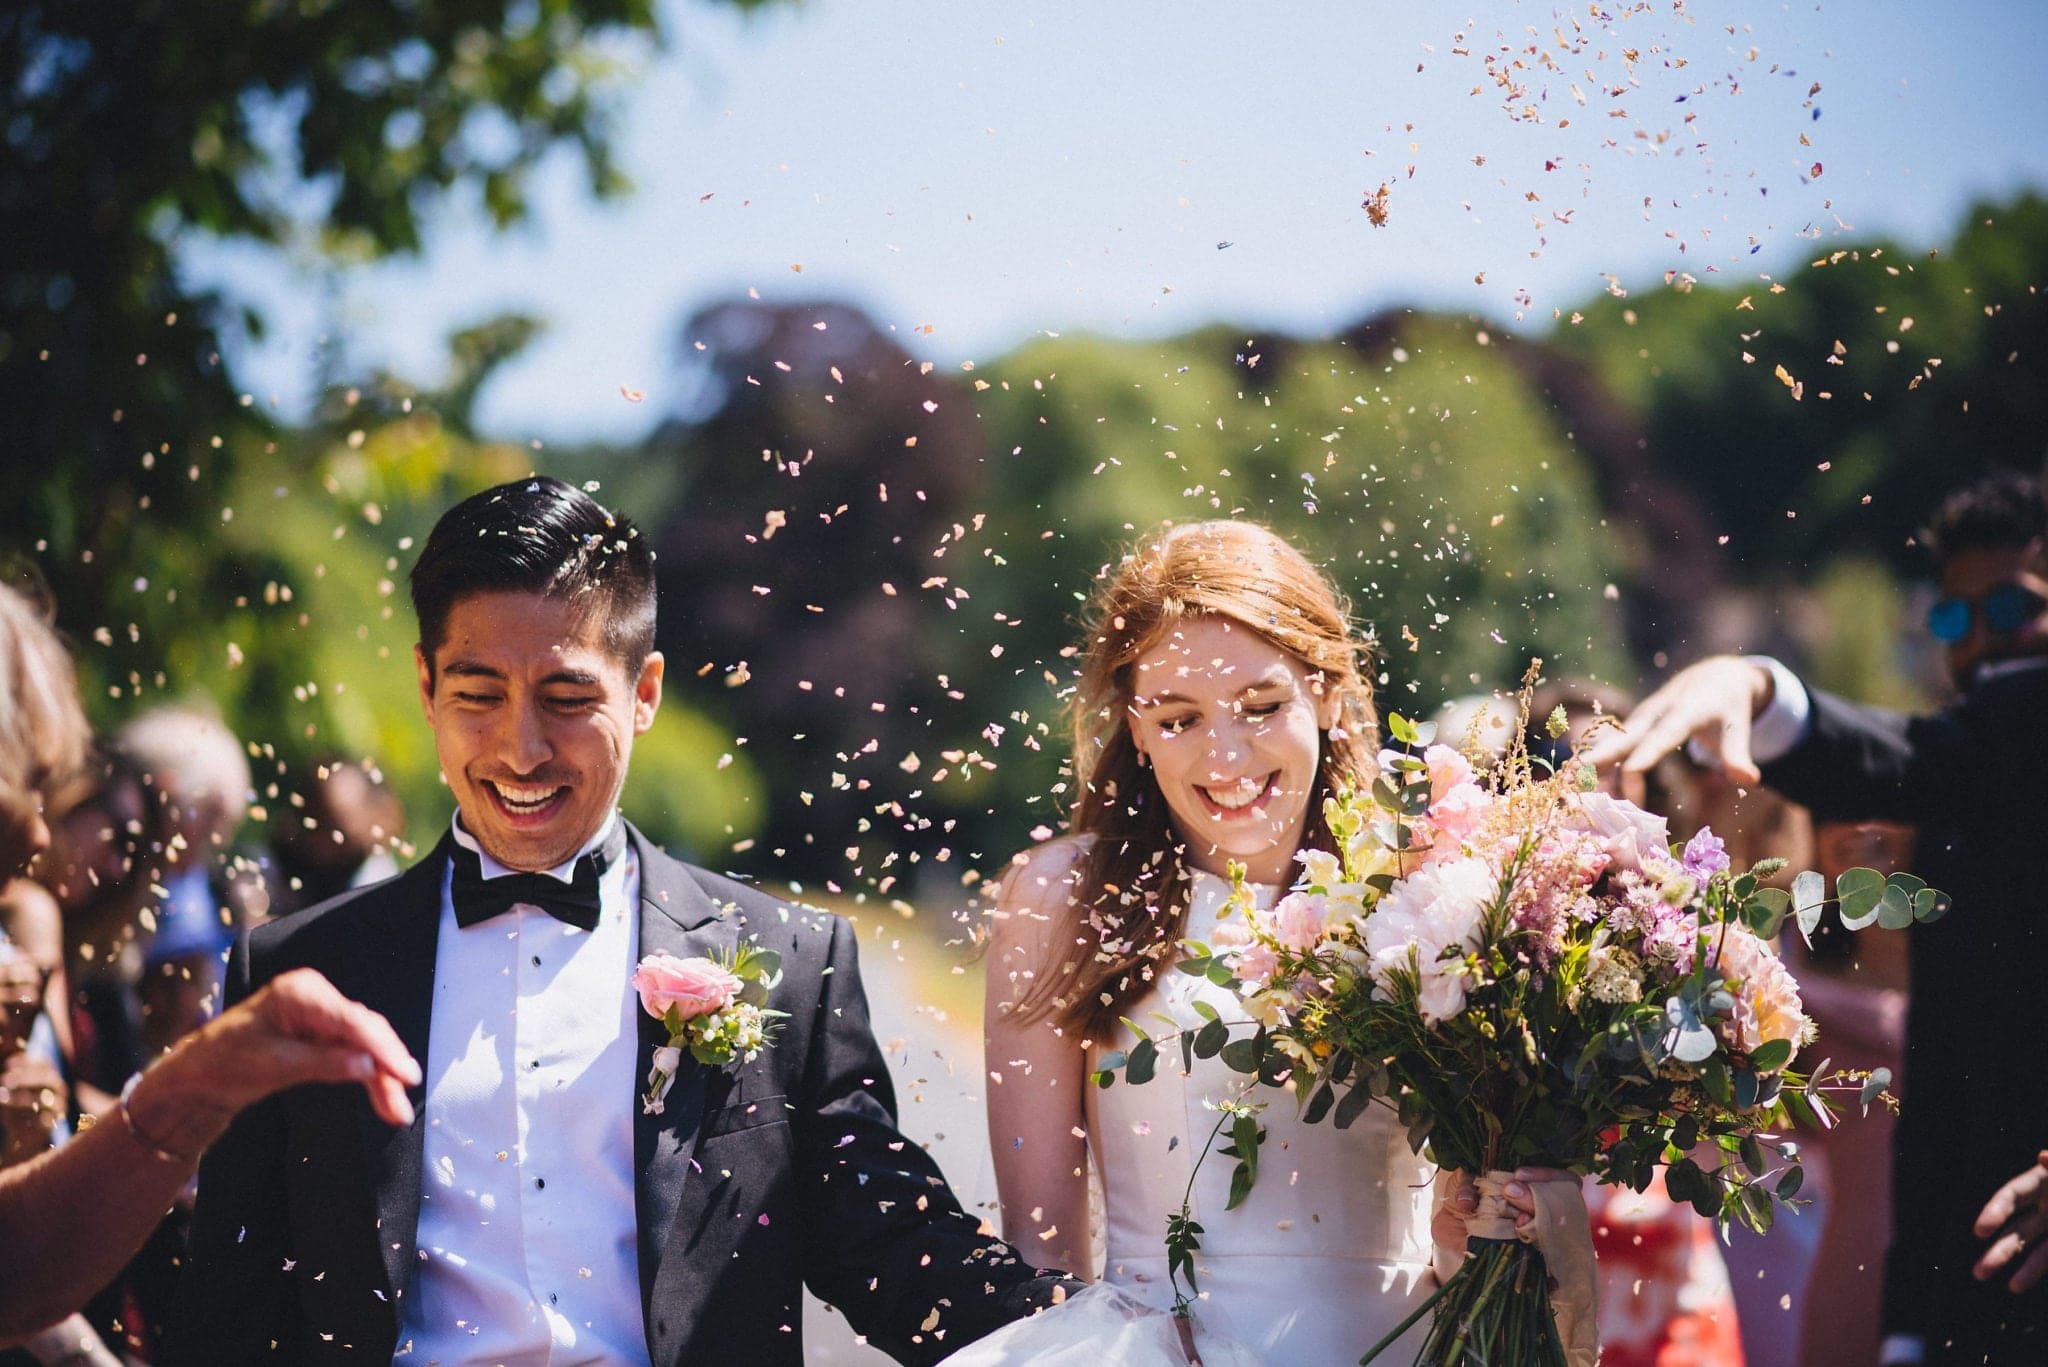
[1207,776,1268,811]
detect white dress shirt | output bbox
[396,814,647,1365]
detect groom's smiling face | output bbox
[417,590,664,872]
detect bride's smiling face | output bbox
[1126,615,1338,885]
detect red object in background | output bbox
[1588,1179,1746,1367]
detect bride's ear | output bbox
[1310,672,1342,732]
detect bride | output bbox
[959,521,1593,1364]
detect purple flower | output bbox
[1681,827,1731,879]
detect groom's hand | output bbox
[1579,656,1775,799]
[1975,1150,2048,1293]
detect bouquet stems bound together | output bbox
[1095,679,1944,1367]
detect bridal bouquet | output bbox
[1093,701,1945,1366]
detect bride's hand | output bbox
[1429,1166,1576,1281]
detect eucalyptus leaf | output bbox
[1776,1165,1805,1199]
[1193,1019,1229,1059]
[1791,869,1827,945]
[1302,1081,1337,1125]
[1219,1037,1260,1074]
[1837,867,1885,930]
[1876,883,1915,931]
[1126,1037,1158,1086]
[1662,992,1720,1064]
[1333,1082,1374,1129]
[1860,1068,1893,1113]
[1914,888,1951,924]
[1749,1038,1793,1073]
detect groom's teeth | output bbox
[493,782,561,809]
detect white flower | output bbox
[1297,847,1345,889]
[1585,946,1645,1005]
[1363,857,1495,1024]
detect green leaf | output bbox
[1837,867,1886,930]
[1745,887,1792,938]
[1333,1082,1375,1129]
[1302,1081,1337,1125]
[1387,712,1420,746]
[1177,955,1213,978]
[1876,883,1915,931]
[1739,1135,1766,1177]
[1093,1050,1126,1087]
[1193,1019,1229,1059]
[1749,1038,1793,1073]
[1226,1162,1255,1211]
[1860,1068,1893,1113]
[1733,1067,1760,1110]
[1219,1037,1261,1074]
[1190,998,1220,1023]
[1126,1037,1158,1086]
[1776,1165,1806,1199]
[1205,959,1237,988]
[1913,887,1950,924]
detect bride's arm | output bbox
[983,840,1095,1279]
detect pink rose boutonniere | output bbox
[632,944,786,1115]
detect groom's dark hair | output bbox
[410,476,657,683]
[1922,469,2045,568]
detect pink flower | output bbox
[1209,919,1253,950]
[1267,891,1332,954]
[633,953,743,1022]
[1574,792,1671,874]
[1232,942,1282,988]
[1707,923,1808,1063]
[1425,781,1494,852]
[1422,744,1475,806]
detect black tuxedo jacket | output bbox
[1762,663,2048,1364]
[167,826,1070,1365]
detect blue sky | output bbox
[185,0,2048,444]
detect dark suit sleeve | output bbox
[163,933,296,1365]
[794,917,1073,1366]
[1759,682,1971,827]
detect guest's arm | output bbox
[0,964,415,1346]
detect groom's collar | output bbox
[449,809,621,884]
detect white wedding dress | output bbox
[950,870,1438,1366]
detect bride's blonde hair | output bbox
[1012,520,1378,1039]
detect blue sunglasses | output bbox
[1927,582,2048,642]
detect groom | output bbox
[168,477,1074,1365]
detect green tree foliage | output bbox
[1555,195,2048,578]
[1,0,670,683]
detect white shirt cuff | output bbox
[1743,655,1811,764]
[1878,1334,1927,1365]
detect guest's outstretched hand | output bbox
[1578,656,1775,800]
[1975,1150,2048,1294]
[127,967,421,1160]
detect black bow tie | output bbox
[448,821,627,931]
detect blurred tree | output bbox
[0,0,787,690]
[1555,195,2048,582]
[642,299,990,881]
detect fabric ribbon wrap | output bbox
[1433,1169,1600,1367]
